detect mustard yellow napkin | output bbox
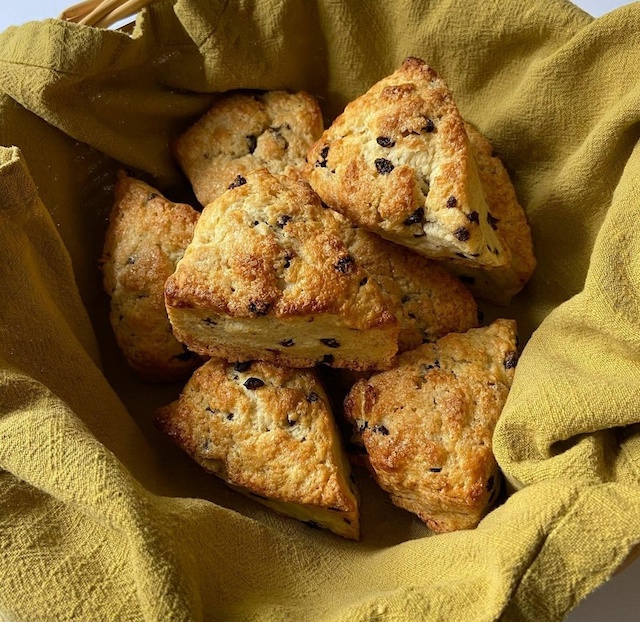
[1,1,640,620]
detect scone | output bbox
[344,227,478,351]
[444,125,536,305]
[174,90,323,206]
[156,358,360,539]
[100,172,201,382]
[305,57,509,269]
[164,168,400,371]
[344,319,518,532]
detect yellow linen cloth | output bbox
[1,1,640,619]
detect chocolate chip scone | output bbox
[174,91,323,207]
[100,172,201,382]
[156,358,360,539]
[164,168,400,371]
[445,125,536,305]
[344,319,518,532]
[344,227,478,351]
[305,57,509,269]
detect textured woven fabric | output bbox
[1,1,640,620]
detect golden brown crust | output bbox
[445,125,536,305]
[155,358,360,539]
[305,57,509,269]
[99,172,201,382]
[165,168,400,371]
[343,227,478,351]
[174,91,324,207]
[344,319,517,532]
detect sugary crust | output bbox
[174,91,324,207]
[445,125,536,305]
[344,319,517,532]
[99,172,201,381]
[305,57,509,268]
[343,227,478,351]
[156,358,359,539]
[165,168,399,370]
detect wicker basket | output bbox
[60,0,157,28]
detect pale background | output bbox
[1,1,638,620]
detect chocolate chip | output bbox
[277,215,292,228]
[357,420,368,433]
[279,338,295,347]
[246,135,257,154]
[375,158,394,174]
[408,313,416,319]
[359,277,368,287]
[248,301,270,316]
[459,275,475,285]
[287,414,297,426]
[244,377,265,390]
[252,220,260,227]
[446,196,458,208]
[467,211,479,224]
[403,207,424,226]
[429,467,442,473]
[306,392,319,403]
[486,475,495,491]
[126,256,135,265]
[454,227,470,241]
[320,338,340,348]
[205,406,216,414]
[504,352,518,369]
[146,193,158,201]
[487,213,500,230]
[228,175,246,190]
[226,413,235,421]
[334,255,355,273]
[372,424,389,435]
[202,317,217,326]
[316,145,329,168]
[234,361,252,372]
[423,118,435,133]
[283,254,292,269]
[319,354,334,365]
[376,136,395,148]
[423,360,440,371]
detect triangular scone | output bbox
[444,125,536,305]
[174,91,324,207]
[344,227,478,351]
[99,172,201,382]
[165,169,399,371]
[344,320,517,532]
[156,359,360,539]
[305,57,509,268]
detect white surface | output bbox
[0,1,638,621]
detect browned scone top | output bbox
[344,319,518,533]
[165,168,400,371]
[305,57,509,269]
[343,227,478,351]
[156,358,360,539]
[174,90,324,207]
[445,125,536,305]
[100,172,200,382]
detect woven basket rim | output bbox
[59,0,156,29]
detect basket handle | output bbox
[59,0,157,29]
